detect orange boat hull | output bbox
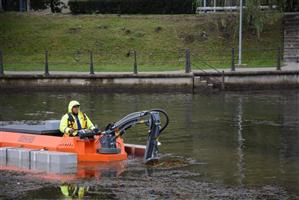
[0,131,127,162]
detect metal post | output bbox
[19,0,25,12]
[26,0,30,12]
[238,0,243,65]
[133,50,137,74]
[231,48,235,71]
[221,70,225,90]
[213,0,216,12]
[44,50,49,76]
[89,51,94,75]
[185,48,191,73]
[276,47,281,70]
[0,0,3,11]
[0,50,3,76]
[19,0,22,11]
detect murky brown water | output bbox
[0,90,299,199]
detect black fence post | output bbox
[276,47,281,71]
[0,50,3,76]
[89,51,95,75]
[133,50,137,74]
[221,70,225,90]
[44,50,49,76]
[185,48,191,73]
[231,48,235,71]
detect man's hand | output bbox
[69,128,75,134]
[92,128,100,134]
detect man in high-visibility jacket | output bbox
[60,100,96,136]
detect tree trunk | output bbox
[0,0,2,11]
[257,28,261,40]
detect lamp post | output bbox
[238,0,243,65]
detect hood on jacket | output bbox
[68,100,80,113]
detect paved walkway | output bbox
[194,62,299,73]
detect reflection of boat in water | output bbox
[0,109,169,179]
[0,159,126,181]
[0,160,126,181]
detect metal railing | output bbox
[0,47,283,76]
[192,56,225,90]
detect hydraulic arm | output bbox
[78,109,169,164]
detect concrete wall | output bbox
[197,70,299,90]
[0,74,194,92]
[1,71,299,91]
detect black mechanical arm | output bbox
[78,109,169,164]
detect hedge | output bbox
[68,0,195,14]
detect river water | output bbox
[0,90,299,199]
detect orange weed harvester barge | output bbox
[0,109,169,164]
[0,130,127,162]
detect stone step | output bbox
[284,38,299,41]
[284,30,299,34]
[285,31,299,34]
[284,47,299,50]
[284,35,299,39]
[284,46,299,49]
[284,55,299,58]
[193,76,220,91]
[284,42,299,46]
[207,83,214,87]
[284,39,299,43]
[194,77,208,87]
[284,49,299,53]
[284,17,299,21]
[284,32,299,36]
[284,14,299,19]
[283,55,299,60]
[284,51,299,55]
[284,42,299,47]
[284,22,299,26]
[285,29,299,33]
[285,32,299,36]
[284,33,299,37]
[284,27,299,31]
[284,57,299,63]
[284,56,299,59]
[284,45,299,49]
[284,23,299,27]
[284,16,299,20]
[284,53,299,56]
[284,50,299,55]
[284,18,299,22]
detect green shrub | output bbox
[68,0,195,14]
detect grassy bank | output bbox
[0,12,283,72]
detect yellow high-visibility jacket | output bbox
[59,100,95,136]
[60,184,86,198]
